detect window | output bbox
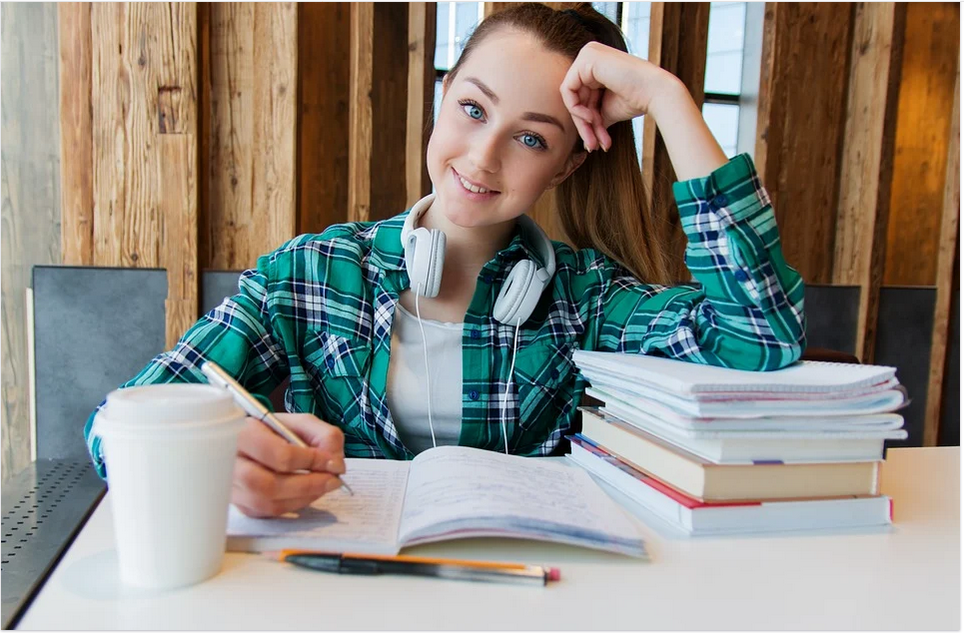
[596,2,750,162]
[433,2,485,123]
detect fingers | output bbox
[232,455,343,518]
[237,417,345,475]
[274,413,346,455]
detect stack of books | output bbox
[567,351,908,536]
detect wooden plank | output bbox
[205,3,254,269]
[156,2,199,348]
[348,2,374,224]
[298,2,351,234]
[251,3,297,255]
[754,3,853,284]
[370,3,410,221]
[58,2,94,266]
[884,2,960,286]
[405,2,437,209]
[205,3,297,270]
[832,3,906,363]
[91,3,162,268]
[158,134,199,348]
[1,2,62,480]
[643,2,710,282]
[90,3,199,345]
[925,64,960,447]
[198,2,211,268]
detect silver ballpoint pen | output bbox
[200,361,354,495]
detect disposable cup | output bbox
[94,383,246,590]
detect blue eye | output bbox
[459,101,484,120]
[520,133,547,151]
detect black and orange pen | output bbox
[271,550,561,586]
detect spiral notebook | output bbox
[572,351,898,398]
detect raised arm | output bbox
[563,42,806,370]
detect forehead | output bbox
[455,30,573,113]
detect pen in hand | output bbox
[200,361,354,496]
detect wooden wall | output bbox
[1,2,959,480]
[1,3,62,481]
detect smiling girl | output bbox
[85,3,805,517]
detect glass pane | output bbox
[434,2,451,70]
[592,2,619,24]
[633,115,645,168]
[434,79,444,124]
[454,2,481,59]
[623,1,651,59]
[707,3,746,54]
[702,103,740,158]
[704,50,744,95]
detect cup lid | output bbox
[98,384,245,432]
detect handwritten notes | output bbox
[226,446,646,557]
[398,446,644,553]
[226,459,409,554]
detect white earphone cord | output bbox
[413,288,438,449]
[500,320,521,455]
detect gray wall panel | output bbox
[939,266,959,447]
[875,287,937,448]
[803,285,860,354]
[33,267,167,460]
[201,271,244,317]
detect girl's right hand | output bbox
[231,413,347,518]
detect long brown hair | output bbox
[446,2,673,284]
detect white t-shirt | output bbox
[386,303,463,454]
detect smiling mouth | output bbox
[454,169,499,195]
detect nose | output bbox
[468,129,501,174]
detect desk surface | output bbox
[16,447,961,631]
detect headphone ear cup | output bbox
[494,260,537,325]
[405,227,445,297]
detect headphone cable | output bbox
[413,289,438,449]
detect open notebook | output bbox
[227,446,647,557]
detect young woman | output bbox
[85,3,805,518]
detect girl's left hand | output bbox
[560,41,683,152]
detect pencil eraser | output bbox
[547,567,561,582]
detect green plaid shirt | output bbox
[85,154,805,475]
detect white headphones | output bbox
[400,194,556,326]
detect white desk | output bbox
[16,447,961,630]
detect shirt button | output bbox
[470,329,481,340]
[550,369,560,379]
[482,274,493,284]
[734,269,749,282]
[326,357,335,368]
[712,194,728,208]
[469,390,479,401]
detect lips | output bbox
[453,168,499,195]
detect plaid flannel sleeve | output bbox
[83,247,292,478]
[591,153,806,371]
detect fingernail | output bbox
[324,478,343,493]
[325,458,346,474]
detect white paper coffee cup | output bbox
[95,383,246,590]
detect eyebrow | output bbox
[464,76,566,132]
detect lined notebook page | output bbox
[397,446,645,555]
[573,351,897,395]
[226,459,410,554]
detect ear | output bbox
[547,150,588,189]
